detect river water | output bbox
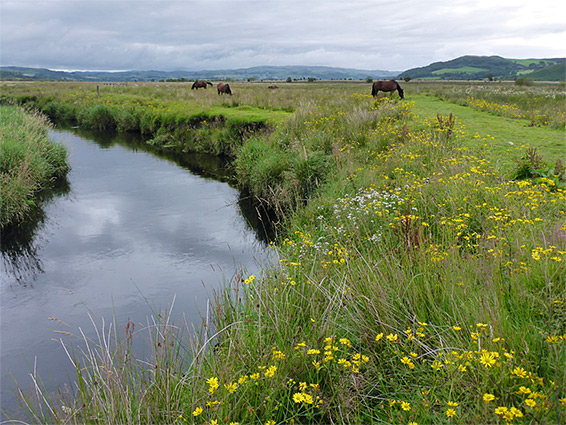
[0,129,273,420]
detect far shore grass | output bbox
[1,80,565,424]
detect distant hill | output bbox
[0,65,398,82]
[399,56,565,81]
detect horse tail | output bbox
[207,81,213,86]
[371,83,377,97]
[395,81,404,99]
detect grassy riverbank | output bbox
[0,105,69,227]
[3,81,565,424]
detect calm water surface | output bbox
[0,129,273,419]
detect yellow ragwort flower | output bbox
[483,393,496,403]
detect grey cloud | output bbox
[1,0,563,72]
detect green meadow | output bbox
[1,80,565,424]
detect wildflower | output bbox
[494,406,508,415]
[510,407,523,418]
[224,382,237,393]
[266,421,276,425]
[211,421,218,425]
[479,351,496,368]
[516,386,531,395]
[307,349,321,355]
[512,366,528,378]
[483,393,496,403]
[244,274,256,284]
[446,408,456,418]
[386,333,398,342]
[401,401,411,411]
[192,407,203,416]
[525,398,536,408]
[431,360,443,371]
[452,326,462,331]
[272,350,286,360]
[448,401,459,407]
[250,373,260,380]
[401,356,415,369]
[206,377,219,394]
[265,365,277,378]
[339,338,352,347]
[375,333,384,342]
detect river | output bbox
[0,128,274,420]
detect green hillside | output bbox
[399,55,565,81]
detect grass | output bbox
[0,105,70,227]
[2,80,565,424]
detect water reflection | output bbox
[0,127,274,420]
[1,178,71,284]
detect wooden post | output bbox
[97,85,100,98]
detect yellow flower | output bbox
[264,365,277,378]
[483,393,496,403]
[525,398,536,408]
[446,408,456,418]
[266,421,276,425]
[211,421,218,425]
[192,406,203,416]
[224,382,237,393]
[452,326,462,331]
[386,333,398,342]
[516,386,531,395]
[206,377,219,394]
[375,333,384,342]
[447,401,459,407]
[401,401,411,411]
[479,351,496,368]
[512,366,528,378]
[339,338,352,347]
[495,406,508,415]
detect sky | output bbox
[1,0,565,73]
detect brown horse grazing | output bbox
[192,81,213,89]
[371,80,404,99]
[217,82,232,95]
[268,85,279,89]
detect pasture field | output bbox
[2,80,566,424]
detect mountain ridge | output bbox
[1,56,564,82]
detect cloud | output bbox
[1,0,564,72]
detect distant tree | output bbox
[403,76,411,82]
[515,77,534,86]
[307,77,316,82]
[248,77,256,82]
[366,76,373,83]
[487,73,494,81]
[286,77,292,83]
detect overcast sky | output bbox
[1,0,564,72]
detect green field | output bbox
[432,66,488,75]
[2,80,565,424]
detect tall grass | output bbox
[5,81,565,424]
[0,105,69,227]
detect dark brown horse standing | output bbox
[217,82,232,95]
[371,80,404,99]
[192,81,213,89]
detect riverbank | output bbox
[0,105,70,227]
[3,81,565,424]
